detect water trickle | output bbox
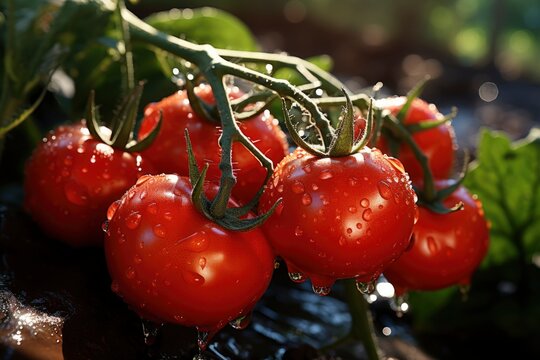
[125,212,142,229]
[377,181,392,200]
[312,285,331,296]
[301,193,312,206]
[362,208,373,221]
[288,272,306,283]
[356,280,376,295]
[229,312,252,330]
[291,181,305,194]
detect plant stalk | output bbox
[344,279,382,360]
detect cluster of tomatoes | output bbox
[23,83,489,349]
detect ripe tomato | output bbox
[376,97,456,182]
[258,147,417,295]
[384,183,489,294]
[137,84,289,205]
[104,174,274,334]
[24,121,154,246]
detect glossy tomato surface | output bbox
[259,147,417,294]
[384,183,490,294]
[24,121,154,246]
[138,84,289,204]
[376,97,456,181]
[104,174,275,332]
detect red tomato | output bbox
[104,174,274,334]
[376,97,456,182]
[384,183,489,295]
[258,147,417,295]
[137,84,289,204]
[24,121,154,246]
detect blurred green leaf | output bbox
[465,129,540,266]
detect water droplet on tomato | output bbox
[182,270,205,285]
[377,181,392,200]
[139,190,147,200]
[229,312,252,330]
[311,183,319,191]
[163,212,173,221]
[179,231,209,252]
[134,254,143,264]
[153,224,166,238]
[360,198,370,208]
[303,163,312,173]
[362,208,373,221]
[288,272,306,283]
[346,228,353,235]
[125,267,135,279]
[294,225,303,237]
[356,280,376,294]
[125,212,142,229]
[301,193,312,205]
[348,206,357,213]
[319,170,333,180]
[127,190,135,200]
[136,175,152,186]
[427,236,438,254]
[64,180,89,206]
[349,177,358,186]
[107,200,121,220]
[356,222,363,230]
[101,220,110,234]
[199,257,207,270]
[277,184,284,193]
[146,202,158,214]
[312,285,331,296]
[339,236,347,246]
[386,156,406,174]
[291,181,305,194]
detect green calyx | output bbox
[184,129,281,232]
[282,89,374,158]
[85,82,162,153]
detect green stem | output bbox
[344,279,382,360]
[116,0,135,93]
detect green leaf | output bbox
[464,129,540,266]
[145,7,259,51]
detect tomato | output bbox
[384,183,489,295]
[24,121,154,246]
[137,84,289,204]
[258,147,417,295]
[104,174,274,336]
[376,97,456,182]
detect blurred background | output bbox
[131,0,540,148]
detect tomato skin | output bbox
[258,147,417,293]
[104,174,274,332]
[24,121,154,246]
[384,183,489,294]
[376,97,456,181]
[137,84,289,204]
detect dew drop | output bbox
[312,285,331,296]
[134,254,143,264]
[301,193,312,206]
[294,225,303,237]
[136,175,152,186]
[125,267,135,279]
[360,198,370,208]
[362,208,373,221]
[288,272,306,283]
[229,312,252,330]
[101,220,109,234]
[146,202,158,214]
[356,222,363,230]
[427,236,438,254]
[199,257,207,270]
[153,224,166,238]
[125,212,142,229]
[107,200,121,221]
[311,183,319,191]
[386,156,406,174]
[356,280,376,295]
[319,170,333,180]
[163,212,173,221]
[291,181,305,194]
[377,181,392,200]
[277,184,284,193]
[348,206,357,213]
[348,177,358,186]
[182,270,205,285]
[139,190,147,200]
[64,180,89,206]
